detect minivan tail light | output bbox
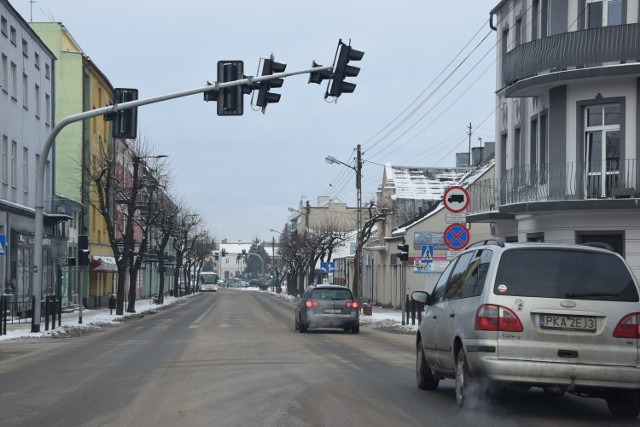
[475,304,523,332]
[345,301,358,309]
[613,313,640,339]
[304,300,320,308]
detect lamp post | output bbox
[325,144,363,300]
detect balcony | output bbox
[467,159,640,218]
[503,23,640,96]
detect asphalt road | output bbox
[0,290,637,427]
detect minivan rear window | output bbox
[494,248,639,301]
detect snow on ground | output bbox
[0,287,418,341]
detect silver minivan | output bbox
[412,238,640,418]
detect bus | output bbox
[199,272,219,292]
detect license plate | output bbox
[324,308,343,314]
[540,315,596,331]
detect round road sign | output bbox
[443,185,469,213]
[443,223,470,250]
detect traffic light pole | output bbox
[31,64,332,332]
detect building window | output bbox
[34,84,40,118]
[11,140,17,188]
[45,93,51,125]
[1,135,7,184]
[10,61,17,99]
[22,73,28,109]
[1,16,7,37]
[9,26,16,45]
[22,147,28,193]
[576,231,624,256]
[587,0,622,28]
[45,63,50,79]
[1,54,7,93]
[34,52,40,69]
[22,38,28,57]
[540,112,548,183]
[531,0,539,40]
[584,104,621,198]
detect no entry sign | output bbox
[443,223,470,250]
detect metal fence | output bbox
[503,23,640,88]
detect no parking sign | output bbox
[443,223,470,250]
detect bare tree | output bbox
[88,136,170,314]
[172,213,201,297]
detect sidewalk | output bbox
[0,295,181,341]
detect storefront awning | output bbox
[90,256,118,272]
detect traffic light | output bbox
[221,248,226,257]
[397,243,409,262]
[256,56,286,112]
[214,252,219,261]
[327,40,364,98]
[217,60,244,116]
[110,88,139,139]
[78,235,90,266]
[308,61,332,85]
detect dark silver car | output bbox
[294,285,360,334]
[412,239,640,418]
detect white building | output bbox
[468,0,640,278]
[0,0,57,300]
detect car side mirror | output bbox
[411,291,431,305]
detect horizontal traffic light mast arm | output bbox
[32,62,332,333]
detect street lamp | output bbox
[325,144,363,300]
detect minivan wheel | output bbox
[606,392,640,418]
[351,324,360,334]
[455,350,473,407]
[416,341,439,390]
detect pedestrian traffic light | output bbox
[397,243,409,262]
[217,60,244,116]
[327,40,364,98]
[110,88,139,139]
[256,56,286,112]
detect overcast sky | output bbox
[11,0,498,243]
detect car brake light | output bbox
[304,300,320,308]
[345,301,358,309]
[613,313,640,339]
[475,304,523,332]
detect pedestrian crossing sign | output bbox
[421,245,433,263]
[0,234,5,256]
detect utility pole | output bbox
[467,122,472,166]
[355,144,363,300]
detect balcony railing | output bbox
[467,159,640,215]
[503,23,640,88]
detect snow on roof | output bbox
[384,164,470,200]
[391,158,495,236]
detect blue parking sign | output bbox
[0,234,5,256]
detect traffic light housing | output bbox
[221,248,226,257]
[308,61,332,85]
[256,56,286,112]
[327,40,364,98]
[110,88,139,139]
[78,235,90,266]
[217,60,244,116]
[397,243,409,262]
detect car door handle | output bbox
[432,314,437,319]
[449,313,455,318]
